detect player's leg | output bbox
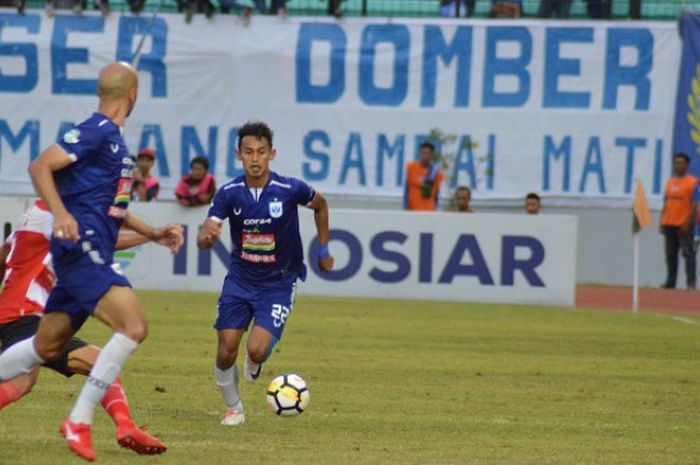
[0,368,40,410]
[67,285,146,426]
[214,295,252,426]
[245,278,297,383]
[0,312,74,383]
[0,316,47,405]
[245,326,276,381]
[216,329,246,425]
[51,341,165,455]
[59,285,147,461]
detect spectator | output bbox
[269,0,288,17]
[439,0,475,17]
[327,0,342,18]
[404,142,444,212]
[524,192,541,215]
[219,0,267,23]
[454,186,473,212]
[537,0,571,18]
[490,0,522,18]
[178,0,216,21]
[126,0,145,14]
[175,156,216,207]
[586,0,611,19]
[131,148,160,202]
[18,0,90,16]
[659,153,699,290]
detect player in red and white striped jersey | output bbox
[0,200,183,456]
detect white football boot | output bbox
[221,408,245,426]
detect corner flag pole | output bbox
[632,231,640,313]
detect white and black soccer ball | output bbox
[266,374,310,417]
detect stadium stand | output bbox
[8,0,700,19]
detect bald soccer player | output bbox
[0,62,180,461]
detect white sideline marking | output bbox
[670,316,699,325]
[654,314,699,326]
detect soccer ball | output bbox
[266,374,310,416]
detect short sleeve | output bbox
[146,183,159,201]
[291,178,316,205]
[207,187,230,222]
[56,119,105,163]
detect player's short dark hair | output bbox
[673,153,690,164]
[238,121,274,149]
[190,156,209,171]
[420,141,435,152]
[526,192,541,202]
[455,186,471,196]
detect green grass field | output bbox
[1,292,699,465]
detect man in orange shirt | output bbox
[404,142,445,211]
[660,153,699,290]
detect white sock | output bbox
[69,333,138,425]
[215,364,242,411]
[0,336,44,382]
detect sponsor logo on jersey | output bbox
[243,218,272,226]
[63,129,80,144]
[242,233,275,252]
[241,251,276,263]
[269,200,283,218]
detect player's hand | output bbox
[202,220,223,244]
[154,223,185,254]
[318,255,334,273]
[53,211,80,242]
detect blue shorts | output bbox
[215,275,297,341]
[45,239,130,331]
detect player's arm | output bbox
[307,192,334,272]
[115,228,183,253]
[197,219,222,250]
[197,186,229,249]
[116,230,150,250]
[28,145,80,242]
[0,239,11,282]
[121,213,185,254]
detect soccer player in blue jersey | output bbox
[0,62,182,461]
[197,121,334,426]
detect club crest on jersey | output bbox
[269,200,283,218]
[63,129,80,144]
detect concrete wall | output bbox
[0,195,689,288]
[321,194,682,289]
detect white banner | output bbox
[0,13,679,207]
[118,203,577,306]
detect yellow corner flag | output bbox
[632,179,653,233]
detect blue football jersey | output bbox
[54,112,133,250]
[207,171,316,284]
